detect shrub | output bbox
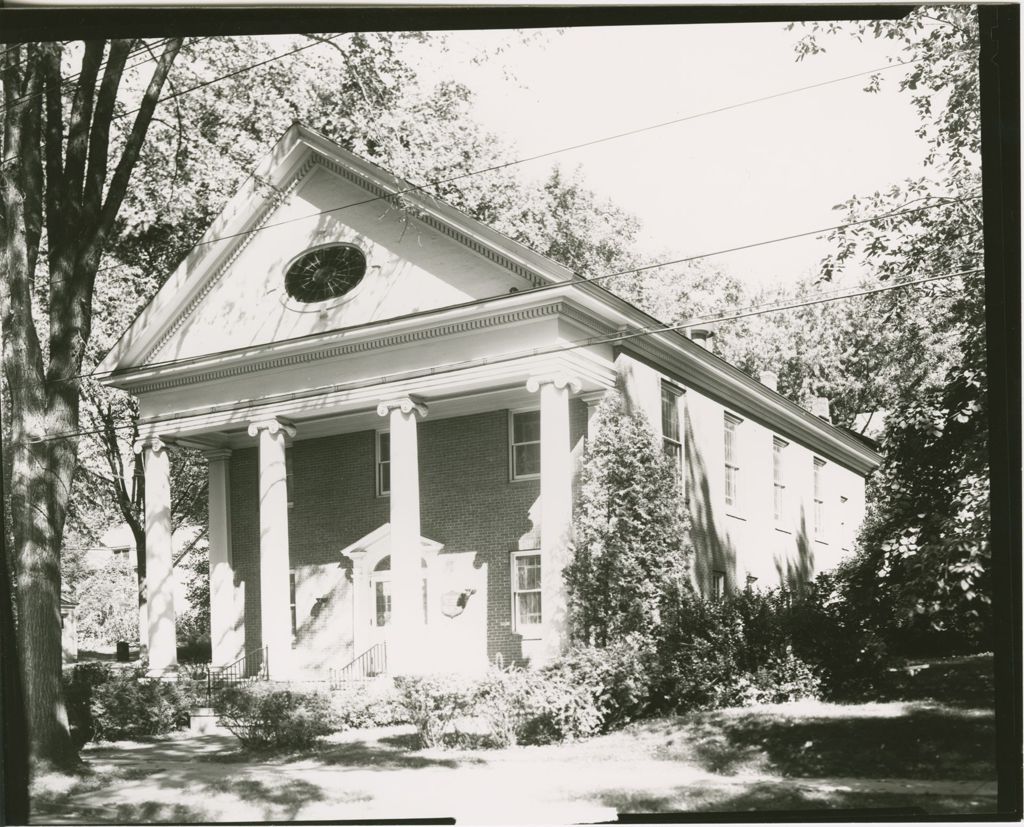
[75,560,139,648]
[394,674,475,748]
[330,682,409,730]
[215,683,337,750]
[516,669,602,744]
[89,668,193,741]
[548,634,653,731]
[472,667,539,747]
[745,647,822,705]
[63,662,114,747]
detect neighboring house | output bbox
[98,123,881,680]
[61,593,78,664]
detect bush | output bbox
[89,668,194,741]
[547,634,653,731]
[745,647,822,705]
[64,662,114,747]
[330,682,409,730]
[394,674,475,748]
[215,683,337,750]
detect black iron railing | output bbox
[206,645,268,704]
[329,642,387,688]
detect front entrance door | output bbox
[367,555,428,651]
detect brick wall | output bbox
[229,402,588,669]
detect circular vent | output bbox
[285,245,367,303]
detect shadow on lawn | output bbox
[598,782,995,817]
[659,704,995,781]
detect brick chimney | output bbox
[760,370,779,392]
[689,327,715,353]
[811,396,832,423]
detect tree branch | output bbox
[96,38,182,248]
[63,41,104,219]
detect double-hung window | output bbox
[289,569,298,639]
[772,437,788,523]
[511,551,542,636]
[376,431,390,496]
[712,570,726,600]
[661,382,684,481]
[510,410,541,480]
[724,413,742,508]
[813,458,826,537]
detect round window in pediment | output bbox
[284,244,367,303]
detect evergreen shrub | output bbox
[89,667,194,740]
[63,662,114,747]
[215,683,337,750]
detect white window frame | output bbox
[376,430,390,497]
[509,408,541,482]
[286,449,295,509]
[510,550,542,638]
[839,495,850,551]
[661,382,684,484]
[772,437,788,525]
[289,568,298,641]
[712,570,727,600]
[724,412,743,511]
[813,457,827,540]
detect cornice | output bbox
[310,152,549,289]
[144,156,318,365]
[127,300,597,394]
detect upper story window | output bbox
[510,410,541,480]
[376,431,390,496]
[724,413,742,509]
[285,244,367,303]
[772,437,788,523]
[661,382,683,480]
[813,458,826,537]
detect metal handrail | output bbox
[206,645,268,704]
[329,642,387,688]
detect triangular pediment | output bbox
[339,523,443,569]
[99,124,574,375]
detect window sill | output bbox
[515,629,543,641]
[511,475,540,484]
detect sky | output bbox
[404,22,932,292]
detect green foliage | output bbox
[329,683,409,729]
[177,544,211,660]
[546,634,654,732]
[565,391,692,646]
[63,663,115,747]
[791,7,989,650]
[75,559,139,648]
[215,683,337,750]
[394,674,476,748]
[655,589,822,712]
[87,668,197,742]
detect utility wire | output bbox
[15,194,980,393]
[15,266,979,445]
[0,34,342,166]
[0,38,175,116]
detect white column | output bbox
[134,436,178,676]
[376,396,428,674]
[247,418,296,680]
[205,448,239,668]
[344,548,367,662]
[527,373,581,664]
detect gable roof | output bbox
[98,122,579,375]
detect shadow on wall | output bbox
[776,506,815,590]
[686,413,736,596]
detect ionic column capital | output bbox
[526,373,582,395]
[133,436,172,456]
[376,396,428,419]
[246,417,296,439]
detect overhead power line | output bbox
[15,266,980,446]
[16,194,980,393]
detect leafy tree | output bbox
[789,7,988,646]
[565,391,692,646]
[2,38,182,766]
[75,558,139,648]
